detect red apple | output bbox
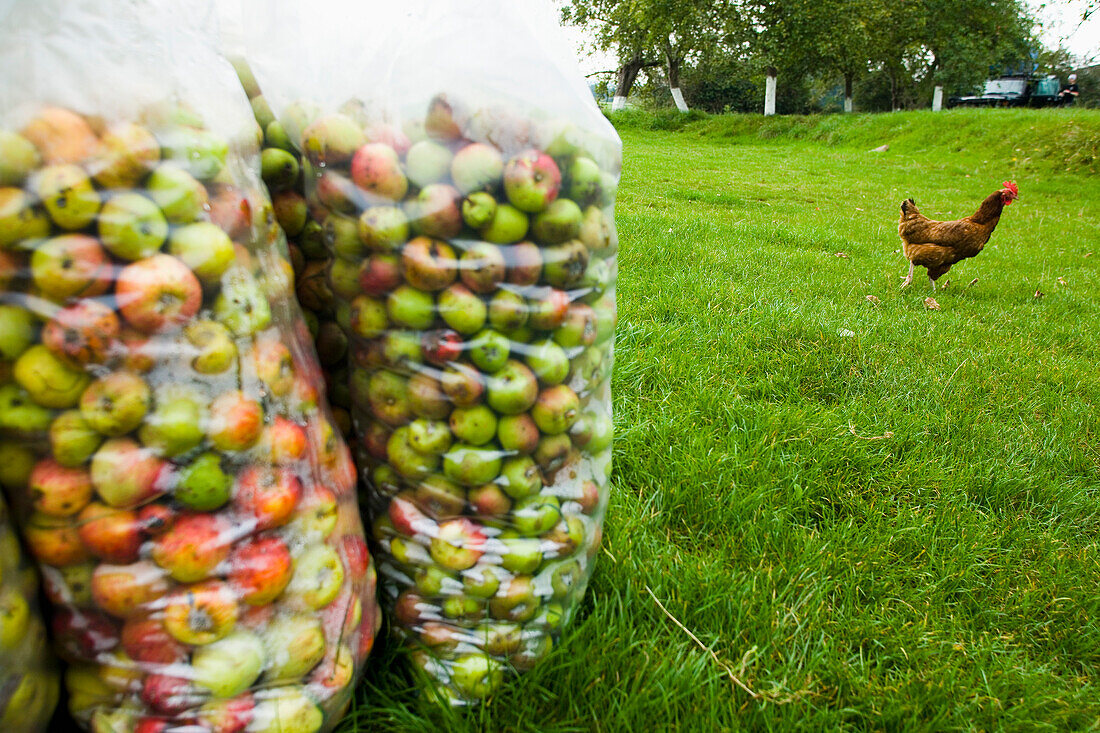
[76,502,142,563]
[207,391,264,452]
[421,328,463,366]
[28,457,94,517]
[115,254,202,333]
[232,466,302,531]
[42,300,120,366]
[120,615,188,664]
[151,512,233,583]
[90,560,170,618]
[90,438,167,508]
[228,536,293,606]
[350,142,407,200]
[263,417,307,464]
[162,579,238,646]
[51,607,118,661]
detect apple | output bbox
[0,441,35,490]
[479,202,529,244]
[462,191,497,230]
[264,417,308,465]
[387,284,435,330]
[428,518,486,572]
[262,614,326,681]
[173,452,232,511]
[347,295,386,340]
[286,544,346,609]
[498,455,542,500]
[31,164,100,231]
[407,418,454,456]
[579,205,614,253]
[50,607,116,660]
[443,443,503,486]
[0,383,52,437]
[554,303,598,349]
[97,192,168,260]
[350,142,407,201]
[410,183,463,240]
[527,288,570,331]
[151,512,232,583]
[392,588,432,626]
[146,163,208,224]
[214,267,272,336]
[273,190,308,237]
[232,466,303,530]
[503,149,561,213]
[0,304,36,362]
[162,579,238,645]
[513,494,561,536]
[20,513,87,567]
[183,320,238,374]
[421,328,463,367]
[0,188,50,249]
[198,694,255,733]
[0,129,40,185]
[138,392,205,457]
[485,359,539,415]
[440,594,483,621]
[358,206,410,253]
[365,369,412,427]
[0,586,30,650]
[192,630,266,699]
[261,147,299,192]
[28,458,94,517]
[407,373,451,420]
[449,653,504,700]
[117,328,157,374]
[229,537,293,606]
[301,113,366,166]
[459,242,507,294]
[116,254,203,333]
[488,573,539,622]
[43,299,120,367]
[167,222,235,285]
[402,236,458,292]
[438,363,484,408]
[381,329,424,369]
[250,337,296,397]
[448,404,498,447]
[161,125,229,180]
[468,482,511,517]
[287,483,339,540]
[451,142,504,194]
[468,329,511,374]
[488,290,528,333]
[90,560,168,618]
[524,338,570,385]
[207,391,264,452]
[405,140,453,188]
[248,686,323,733]
[541,238,588,288]
[437,282,487,335]
[14,344,91,408]
[207,185,252,239]
[76,502,141,564]
[567,156,603,205]
[474,620,522,656]
[424,94,462,141]
[533,433,572,473]
[120,615,186,665]
[92,121,159,188]
[29,234,110,301]
[511,631,553,671]
[80,371,151,437]
[387,426,440,480]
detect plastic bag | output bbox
[228,57,355,444]
[0,1,379,730]
[0,491,59,732]
[242,0,619,703]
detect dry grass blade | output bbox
[924,296,941,310]
[865,295,880,306]
[848,423,894,440]
[645,585,759,699]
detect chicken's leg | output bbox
[930,274,937,292]
[901,261,914,289]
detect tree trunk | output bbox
[764,66,777,116]
[889,72,900,111]
[613,57,643,111]
[666,52,688,112]
[844,73,853,113]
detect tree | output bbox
[561,0,662,108]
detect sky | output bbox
[554,0,1100,76]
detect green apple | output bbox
[463,563,504,599]
[146,163,208,224]
[479,202,528,244]
[387,426,439,480]
[32,164,100,230]
[0,441,35,489]
[0,304,37,361]
[531,385,580,435]
[249,686,323,733]
[449,653,504,699]
[485,359,539,415]
[92,121,159,189]
[286,544,345,609]
[0,188,50,248]
[191,630,265,698]
[407,418,454,455]
[49,410,103,467]
[15,344,91,408]
[161,126,228,180]
[174,452,231,511]
[448,404,497,446]
[138,393,204,457]
[468,329,510,374]
[79,371,151,437]
[568,156,603,205]
[261,147,299,192]
[98,192,168,261]
[462,191,497,230]
[301,113,366,166]
[437,283,487,335]
[183,320,237,374]
[451,142,504,194]
[499,455,542,500]
[488,290,528,333]
[358,205,410,252]
[0,130,40,185]
[0,383,52,436]
[513,494,561,536]
[443,443,502,486]
[524,339,569,385]
[263,614,326,681]
[405,140,453,188]
[214,267,272,336]
[168,222,236,285]
[387,284,435,330]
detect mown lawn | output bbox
[343,110,1100,731]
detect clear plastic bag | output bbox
[242,0,620,704]
[0,1,379,729]
[0,491,59,733]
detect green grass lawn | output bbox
[343,110,1100,731]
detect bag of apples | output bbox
[0,490,60,732]
[0,1,379,730]
[243,0,619,704]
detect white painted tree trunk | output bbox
[932,86,944,111]
[764,74,777,116]
[671,88,688,112]
[844,96,853,113]
[612,96,627,111]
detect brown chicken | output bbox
[898,181,1018,290]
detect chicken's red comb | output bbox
[1003,180,1018,196]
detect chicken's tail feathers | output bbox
[900,198,918,218]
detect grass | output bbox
[340,110,1100,731]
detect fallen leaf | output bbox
[866,295,880,306]
[849,422,894,441]
[835,252,849,259]
[870,144,889,152]
[941,279,950,290]
[855,207,864,211]
[1034,289,1044,299]
[1085,253,1093,258]
[966,278,979,289]
[1058,277,1067,286]
[924,297,941,310]
[838,328,855,337]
